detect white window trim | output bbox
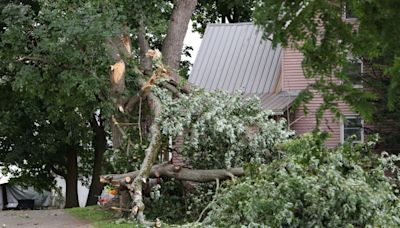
[340,115,364,144]
[343,1,357,20]
[344,56,363,88]
[353,59,363,88]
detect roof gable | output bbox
[189,23,282,94]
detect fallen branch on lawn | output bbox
[100,162,244,186]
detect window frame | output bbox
[343,0,357,20]
[340,115,364,144]
[344,57,364,88]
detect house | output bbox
[189,23,364,147]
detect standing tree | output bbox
[0,1,122,207]
[0,0,198,214]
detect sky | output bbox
[182,21,202,65]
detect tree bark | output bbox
[86,116,107,206]
[65,146,79,208]
[100,163,244,186]
[138,20,152,75]
[162,0,198,82]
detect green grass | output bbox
[66,206,142,228]
[66,206,201,228]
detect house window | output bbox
[343,59,363,88]
[341,115,364,143]
[344,1,357,19]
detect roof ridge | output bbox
[207,22,254,27]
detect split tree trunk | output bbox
[65,147,79,208]
[86,117,107,206]
[103,0,198,223]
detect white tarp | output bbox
[5,185,51,208]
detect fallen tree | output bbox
[94,0,293,225]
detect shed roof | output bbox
[258,91,299,114]
[189,23,282,94]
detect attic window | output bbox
[341,115,364,144]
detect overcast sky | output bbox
[182,21,202,65]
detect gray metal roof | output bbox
[243,91,298,114]
[189,23,282,94]
[259,91,298,114]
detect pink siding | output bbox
[282,48,356,147]
[282,48,314,91]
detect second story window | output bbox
[343,59,363,88]
[343,0,357,19]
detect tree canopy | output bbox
[192,0,256,34]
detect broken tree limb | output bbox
[159,81,183,98]
[129,91,162,223]
[100,163,244,186]
[197,178,220,223]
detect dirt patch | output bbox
[0,209,92,228]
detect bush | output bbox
[202,134,400,227]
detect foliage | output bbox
[202,134,400,227]
[158,88,293,169]
[104,142,147,174]
[253,0,400,151]
[0,0,124,190]
[137,88,293,224]
[192,0,256,34]
[145,180,215,224]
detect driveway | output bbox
[0,209,92,228]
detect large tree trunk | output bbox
[162,0,198,82]
[86,116,107,206]
[65,147,79,208]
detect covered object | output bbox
[0,172,51,210]
[0,184,51,209]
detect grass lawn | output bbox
[67,206,144,228]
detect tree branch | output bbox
[129,91,162,223]
[100,163,244,186]
[124,96,141,113]
[51,165,66,178]
[137,19,152,75]
[111,115,135,151]
[159,81,183,98]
